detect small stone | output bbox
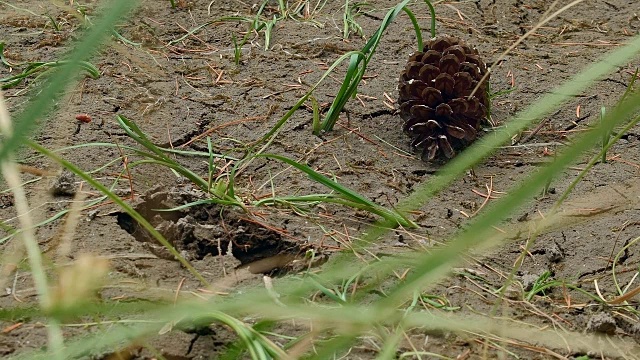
[630,322,640,341]
[517,212,529,222]
[460,200,477,211]
[504,284,521,300]
[49,170,77,196]
[0,193,14,208]
[547,243,564,263]
[86,209,99,221]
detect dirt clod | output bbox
[546,246,564,263]
[586,312,617,335]
[520,273,540,292]
[49,170,77,196]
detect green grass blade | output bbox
[18,141,238,161]
[256,153,415,228]
[116,115,246,209]
[0,42,23,67]
[116,116,209,190]
[0,196,107,245]
[377,88,640,307]
[554,113,640,211]
[249,50,365,153]
[167,17,251,46]
[422,0,436,38]
[402,7,422,50]
[1,60,100,89]
[320,0,434,132]
[154,198,242,211]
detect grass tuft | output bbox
[317,0,436,134]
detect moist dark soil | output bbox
[1,0,639,358]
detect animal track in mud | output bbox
[115,185,325,274]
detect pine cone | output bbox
[398,35,490,161]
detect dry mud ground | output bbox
[1,0,640,358]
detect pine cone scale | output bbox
[445,124,466,139]
[440,54,460,75]
[419,64,440,82]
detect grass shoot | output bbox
[317,0,437,134]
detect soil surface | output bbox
[1,0,639,358]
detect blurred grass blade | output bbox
[20,292,636,359]
[554,112,640,211]
[378,88,640,307]
[0,0,137,163]
[334,33,640,255]
[19,141,238,161]
[27,140,209,287]
[0,196,107,245]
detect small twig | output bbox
[180,115,267,148]
[174,278,186,305]
[471,178,496,217]
[116,143,135,201]
[517,110,559,144]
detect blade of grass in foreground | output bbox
[17,286,636,359]
[10,181,635,359]
[27,140,209,287]
[0,0,137,162]
[375,86,640,308]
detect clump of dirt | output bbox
[586,312,617,335]
[48,170,77,196]
[116,184,325,274]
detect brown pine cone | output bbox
[398,35,490,162]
